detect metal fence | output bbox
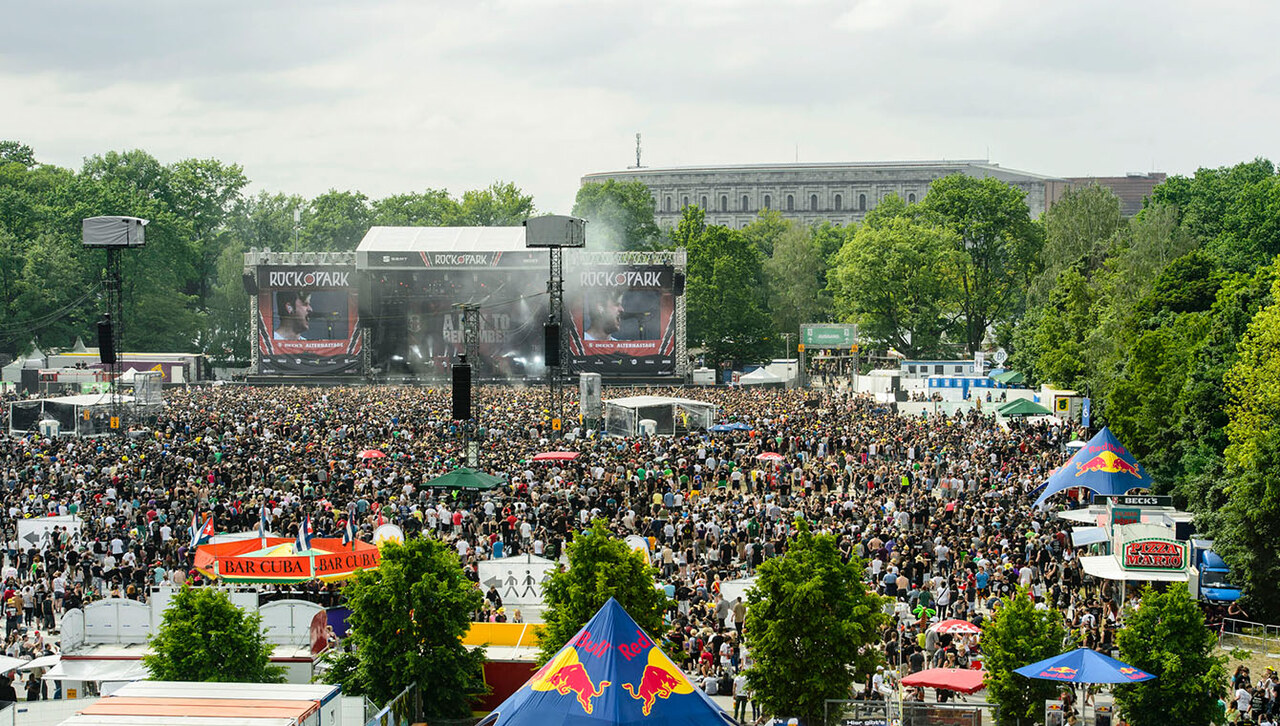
[1218,617,1280,656]
[365,683,421,726]
[826,698,996,726]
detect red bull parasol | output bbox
[1033,427,1153,507]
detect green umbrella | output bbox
[989,369,1026,385]
[424,467,504,490]
[996,398,1054,416]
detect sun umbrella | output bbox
[727,422,753,431]
[996,398,1054,417]
[1014,648,1155,684]
[708,424,735,433]
[425,467,504,491]
[357,449,386,460]
[929,619,982,635]
[756,452,784,462]
[533,451,580,462]
[901,668,986,694]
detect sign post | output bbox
[800,324,858,390]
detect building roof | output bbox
[356,226,528,253]
[584,160,1063,182]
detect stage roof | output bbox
[606,395,714,409]
[356,226,529,253]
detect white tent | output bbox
[603,395,717,436]
[738,367,785,386]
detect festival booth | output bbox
[737,367,785,388]
[604,395,716,437]
[7,392,136,437]
[477,598,735,726]
[194,538,382,584]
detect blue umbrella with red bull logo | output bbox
[1014,647,1155,684]
[478,598,735,726]
[1033,427,1153,507]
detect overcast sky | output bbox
[4,0,1277,214]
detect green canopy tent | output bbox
[424,467,505,490]
[996,398,1054,417]
[989,369,1026,385]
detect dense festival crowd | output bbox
[0,383,1273,719]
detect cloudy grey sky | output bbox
[4,0,1277,213]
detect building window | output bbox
[858,193,867,211]
[834,194,842,211]
[786,195,794,211]
[682,196,689,208]
[701,196,708,209]
[764,194,771,209]
[742,195,749,211]
[665,197,672,212]
[908,192,916,203]
[720,195,728,212]
[809,194,818,211]
[934,365,944,374]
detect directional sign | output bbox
[801,324,857,349]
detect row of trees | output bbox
[0,140,533,361]
[982,585,1225,726]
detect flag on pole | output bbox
[188,512,200,548]
[295,514,313,552]
[190,514,214,548]
[342,517,355,547]
[258,505,270,547]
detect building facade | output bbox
[582,160,1063,229]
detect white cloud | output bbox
[1,0,1277,213]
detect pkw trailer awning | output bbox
[44,659,149,682]
[1080,555,1189,583]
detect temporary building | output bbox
[603,395,716,437]
[737,367,784,387]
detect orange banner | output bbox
[217,555,312,578]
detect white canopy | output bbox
[1070,526,1109,547]
[738,368,784,385]
[43,657,150,682]
[1079,555,1188,583]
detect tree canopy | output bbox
[323,536,485,715]
[537,519,668,664]
[144,586,285,683]
[743,521,887,726]
[572,179,660,251]
[979,588,1069,726]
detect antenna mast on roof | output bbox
[630,133,644,169]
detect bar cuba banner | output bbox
[194,537,382,584]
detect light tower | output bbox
[82,216,148,435]
[524,215,586,438]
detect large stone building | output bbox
[582,160,1064,229]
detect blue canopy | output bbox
[479,598,734,726]
[1033,427,1152,507]
[707,424,735,433]
[1014,647,1155,684]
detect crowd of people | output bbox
[0,381,1255,718]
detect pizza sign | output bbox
[1122,538,1187,571]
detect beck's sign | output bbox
[1122,538,1188,571]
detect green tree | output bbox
[572,180,659,250]
[538,519,667,664]
[1215,270,1280,619]
[741,209,791,258]
[144,586,285,683]
[0,141,35,168]
[919,174,1044,353]
[828,217,962,357]
[1030,184,1123,307]
[372,189,460,226]
[303,190,372,251]
[764,224,830,339]
[455,181,535,226]
[743,521,887,726]
[1113,586,1226,726]
[684,217,771,365]
[325,536,485,715]
[980,588,1069,726]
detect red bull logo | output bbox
[1039,666,1078,679]
[1119,667,1148,679]
[1075,450,1140,477]
[530,648,611,714]
[623,647,694,715]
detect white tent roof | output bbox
[40,393,135,407]
[356,226,529,253]
[1079,555,1188,583]
[606,395,714,409]
[739,368,784,384]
